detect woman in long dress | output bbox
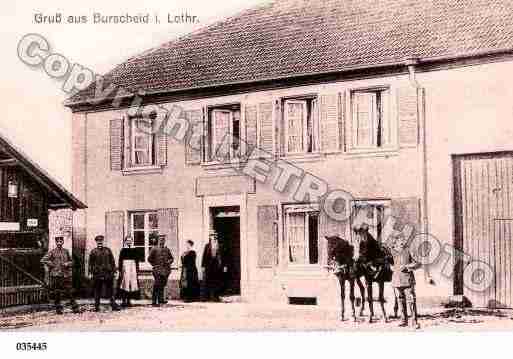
[118,236,141,307]
[180,240,200,302]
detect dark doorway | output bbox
[211,206,241,295]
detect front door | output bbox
[211,206,241,295]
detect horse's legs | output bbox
[365,277,374,323]
[378,281,388,323]
[356,276,365,316]
[338,276,346,321]
[349,278,356,321]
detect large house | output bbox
[66,0,513,308]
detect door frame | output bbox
[202,194,248,297]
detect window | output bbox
[207,104,241,162]
[284,204,319,265]
[351,200,391,243]
[131,211,159,262]
[283,97,319,154]
[350,88,390,150]
[130,117,155,167]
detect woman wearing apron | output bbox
[118,236,141,307]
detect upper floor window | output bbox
[283,97,319,155]
[207,104,241,162]
[350,88,390,150]
[130,117,156,167]
[284,203,319,265]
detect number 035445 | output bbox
[16,342,47,351]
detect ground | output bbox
[2,300,513,331]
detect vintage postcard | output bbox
[2,0,513,355]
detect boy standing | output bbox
[391,234,421,329]
[40,236,80,315]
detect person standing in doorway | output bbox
[117,235,141,308]
[180,240,200,302]
[89,235,120,312]
[41,236,80,315]
[201,230,227,302]
[148,235,174,306]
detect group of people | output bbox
[40,229,227,314]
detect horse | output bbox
[326,235,366,322]
[355,224,394,323]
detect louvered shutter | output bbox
[109,119,124,170]
[123,118,131,168]
[258,102,274,157]
[257,205,278,267]
[397,86,422,147]
[339,92,346,151]
[319,93,341,152]
[105,211,124,249]
[390,197,420,233]
[185,110,203,165]
[245,104,258,157]
[157,129,167,166]
[158,208,179,262]
[319,199,350,264]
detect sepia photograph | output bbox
[2,0,513,356]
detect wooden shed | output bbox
[0,134,85,308]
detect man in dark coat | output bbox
[148,235,174,306]
[89,235,120,312]
[41,236,80,315]
[201,230,226,302]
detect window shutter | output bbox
[320,94,340,152]
[390,197,420,234]
[276,100,285,156]
[397,86,421,147]
[123,118,131,169]
[319,200,349,264]
[109,119,124,170]
[257,205,278,267]
[158,208,179,261]
[157,130,167,167]
[184,110,203,165]
[258,102,274,156]
[105,211,124,249]
[338,92,346,151]
[245,104,258,154]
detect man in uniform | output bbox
[391,233,421,329]
[148,235,174,306]
[89,235,120,312]
[41,236,80,315]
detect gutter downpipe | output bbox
[405,58,432,283]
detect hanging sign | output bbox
[27,218,38,227]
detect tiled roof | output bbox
[68,0,513,105]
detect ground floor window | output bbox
[284,204,319,265]
[351,199,391,242]
[130,211,159,262]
